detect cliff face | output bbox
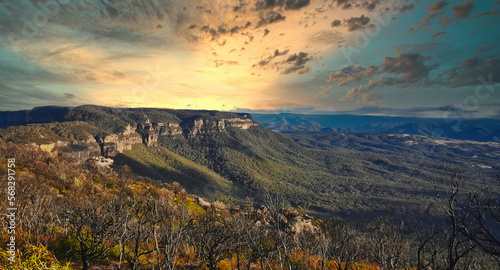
[94,132,143,157]
[183,117,255,138]
[135,116,257,144]
[1,106,258,160]
[33,116,256,161]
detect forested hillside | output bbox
[1,139,499,269]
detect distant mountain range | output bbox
[1,105,499,224]
[252,113,500,142]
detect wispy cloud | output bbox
[0,0,498,114]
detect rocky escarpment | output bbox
[0,106,258,160]
[50,131,142,161]
[94,131,143,157]
[33,115,256,161]
[136,115,257,146]
[183,117,255,138]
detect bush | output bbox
[0,244,72,270]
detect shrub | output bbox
[0,244,72,270]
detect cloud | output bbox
[472,8,500,18]
[255,0,311,10]
[330,105,493,118]
[332,51,500,105]
[394,41,443,54]
[284,0,311,10]
[414,12,439,27]
[451,1,474,19]
[342,3,353,9]
[438,56,500,88]
[414,1,452,29]
[475,44,495,54]
[0,83,82,110]
[330,0,349,7]
[328,65,379,87]
[253,49,290,68]
[392,4,415,14]
[104,2,120,18]
[380,52,437,82]
[331,20,341,27]
[360,0,378,11]
[414,0,481,31]
[308,30,343,45]
[279,52,312,75]
[344,15,370,32]
[273,49,289,57]
[430,31,446,38]
[338,77,390,104]
[314,85,333,98]
[64,93,76,99]
[425,1,447,12]
[330,52,439,103]
[4,0,494,113]
[214,59,239,67]
[256,11,286,27]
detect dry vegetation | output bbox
[0,139,499,270]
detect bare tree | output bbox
[368,217,408,270]
[113,198,134,270]
[437,173,477,270]
[415,225,447,270]
[190,211,236,270]
[15,174,59,246]
[61,195,121,270]
[262,189,293,270]
[292,226,320,269]
[449,176,500,267]
[460,183,500,259]
[119,196,157,269]
[326,218,362,270]
[155,201,191,270]
[238,211,274,270]
[226,213,253,270]
[413,173,500,269]
[313,219,333,270]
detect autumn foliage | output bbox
[0,140,498,269]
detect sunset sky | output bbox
[0,0,499,118]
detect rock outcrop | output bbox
[136,116,257,141]
[182,117,256,138]
[2,106,258,160]
[88,156,114,167]
[195,198,315,234]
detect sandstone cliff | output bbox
[0,106,258,161]
[135,115,257,145]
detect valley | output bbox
[1,105,500,269]
[1,105,498,225]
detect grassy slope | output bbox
[115,143,237,203]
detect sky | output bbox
[0,0,499,118]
